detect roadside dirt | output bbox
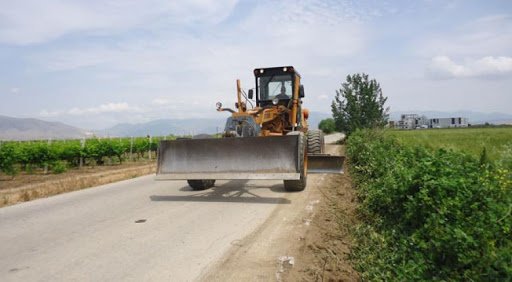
[0,161,156,207]
[201,144,359,281]
[284,172,359,281]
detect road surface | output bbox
[0,177,295,281]
[0,135,344,281]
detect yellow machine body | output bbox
[156,66,343,190]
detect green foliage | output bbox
[0,143,20,176]
[347,129,512,281]
[0,136,173,175]
[331,73,389,135]
[318,118,336,134]
[51,161,68,174]
[387,127,512,162]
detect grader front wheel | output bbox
[187,180,216,191]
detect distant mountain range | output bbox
[1,111,510,140]
[98,111,331,137]
[0,115,89,141]
[97,118,226,137]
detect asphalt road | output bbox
[0,177,296,281]
[0,133,345,282]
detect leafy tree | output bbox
[331,73,389,135]
[318,118,336,134]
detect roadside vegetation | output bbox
[0,136,167,177]
[386,127,512,162]
[318,118,336,134]
[347,129,511,280]
[318,72,511,280]
[331,73,389,135]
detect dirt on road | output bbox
[201,144,359,281]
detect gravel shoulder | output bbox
[201,144,359,281]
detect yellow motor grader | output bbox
[156,66,344,191]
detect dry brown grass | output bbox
[0,163,156,208]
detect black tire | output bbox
[187,180,216,191]
[185,134,216,191]
[307,130,324,154]
[284,132,307,192]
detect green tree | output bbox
[318,118,336,134]
[331,73,389,135]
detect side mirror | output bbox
[299,85,305,98]
[248,89,254,99]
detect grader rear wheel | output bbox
[284,133,307,192]
[307,130,324,154]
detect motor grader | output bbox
[156,66,344,191]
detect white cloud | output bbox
[10,87,20,94]
[0,0,239,45]
[24,0,368,122]
[428,56,512,79]
[39,110,60,117]
[415,14,512,58]
[318,94,329,100]
[68,102,141,115]
[152,98,170,105]
[40,102,141,117]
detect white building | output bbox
[396,114,469,129]
[397,114,429,129]
[430,117,469,128]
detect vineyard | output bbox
[0,136,172,177]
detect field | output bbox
[386,127,512,161]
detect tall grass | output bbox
[386,127,512,161]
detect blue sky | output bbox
[0,0,511,129]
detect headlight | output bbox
[216,102,222,109]
[272,98,279,105]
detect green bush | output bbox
[0,143,20,176]
[347,129,512,281]
[51,161,68,174]
[318,118,336,134]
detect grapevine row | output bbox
[0,136,170,176]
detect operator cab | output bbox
[250,66,304,107]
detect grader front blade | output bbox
[156,136,302,180]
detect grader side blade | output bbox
[307,154,345,174]
[156,136,301,180]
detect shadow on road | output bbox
[150,180,291,204]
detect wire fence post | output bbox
[45,138,52,174]
[130,137,134,161]
[80,138,85,169]
[148,135,152,160]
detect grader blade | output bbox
[156,136,301,180]
[307,154,345,174]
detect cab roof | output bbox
[253,66,301,78]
